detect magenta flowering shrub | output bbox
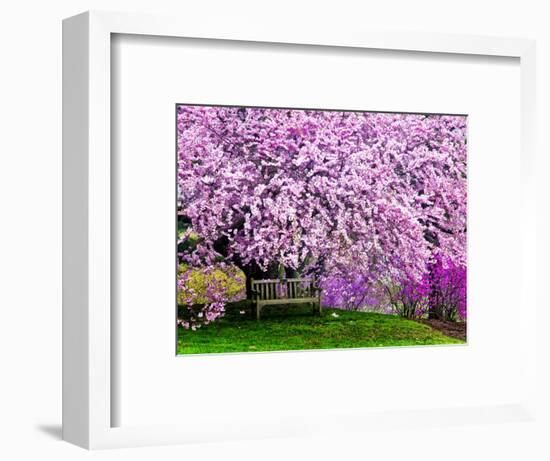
[386,276,431,319]
[424,254,467,321]
[387,254,467,321]
[176,105,467,326]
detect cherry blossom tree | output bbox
[177,105,467,326]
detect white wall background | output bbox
[0,1,548,460]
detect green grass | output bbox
[177,302,464,354]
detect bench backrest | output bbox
[251,278,317,301]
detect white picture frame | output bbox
[62,10,537,449]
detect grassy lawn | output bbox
[177,302,464,354]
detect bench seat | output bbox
[251,277,321,320]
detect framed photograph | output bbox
[63,11,537,449]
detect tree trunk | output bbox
[236,261,263,300]
[244,267,254,300]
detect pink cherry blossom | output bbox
[177,105,467,327]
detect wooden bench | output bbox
[250,277,322,320]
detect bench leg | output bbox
[256,303,261,320]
